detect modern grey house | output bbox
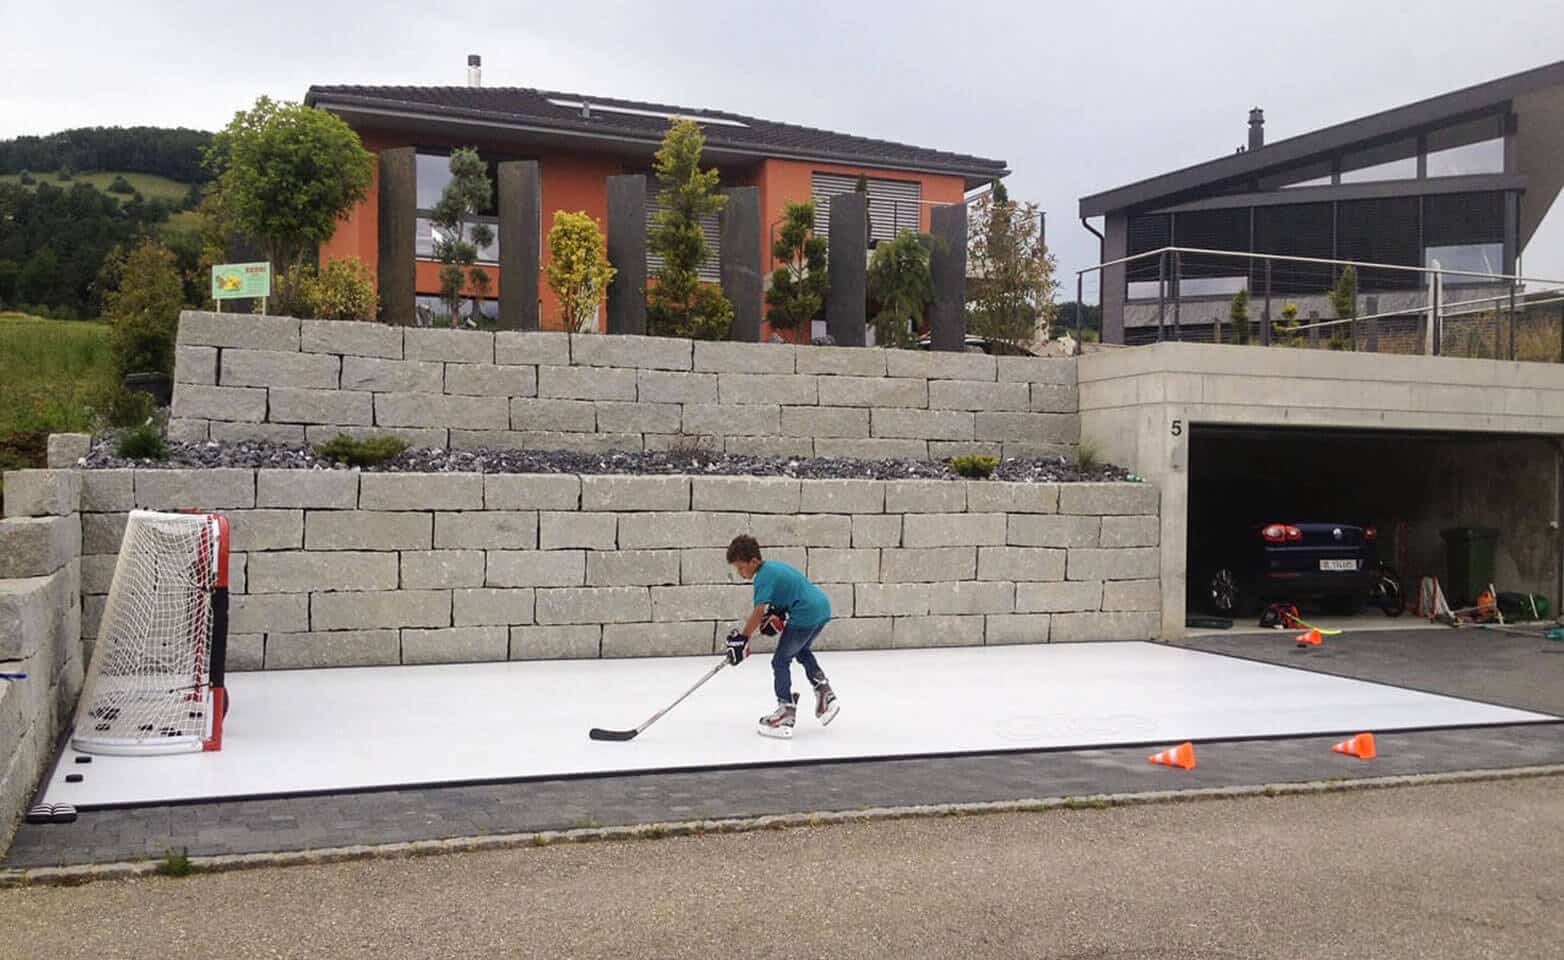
[1079,59,1564,345]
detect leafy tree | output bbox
[1325,265,1357,350]
[1273,302,1303,346]
[429,147,493,328]
[107,175,135,195]
[56,164,72,181]
[1055,301,1101,337]
[205,97,374,276]
[1228,288,1251,345]
[764,200,828,333]
[647,119,732,340]
[0,126,213,182]
[103,239,183,378]
[17,169,34,185]
[966,183,1057,346]
[867,231,936,348]
[545,210,616,333]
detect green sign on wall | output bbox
[211,262,272,301]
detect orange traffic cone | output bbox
[1332,732,1377,759]
[1295,628,1323,648]
[1148,741,1197,770]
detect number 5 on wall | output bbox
[1170,419,1183,437]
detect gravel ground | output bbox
[6,777,1561,960]
[82,437,1134,483]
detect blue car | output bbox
[1194,521,1381,617]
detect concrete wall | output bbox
[167,312,1081,461]
[0,471,83,853]
[1079,341,1564,635]
[69,469,1159,671]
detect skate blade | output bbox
[757,724,794,739]
[817,702,840,726]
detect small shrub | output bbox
[314,433,408,467]
[949,454,999,478]
[107,175,136,195]
[106,389,158,428]
[1074,440,1102,473]
[18,169,35,185]
[156,847,193,877]
[115,420,168,461]
[308,258,378,323]
[55,166,72,181]
[1327,332,1352,351]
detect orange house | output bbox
[306,69,1007,338]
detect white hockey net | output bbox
[72,510,228,756]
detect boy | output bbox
[723,534,840,738]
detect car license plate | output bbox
[1320,559,1358,571]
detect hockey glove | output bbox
[759,606,789,638]
[724,629,750,666]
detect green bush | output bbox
[107,175,136,195]
[55,166,72,181]
[1327,332,1352,351]
[272,259,378,323]
[156,847,193,878]
[104,239,183,378]
[314,433,408,467]
[1074,440,1102,472]
[114,420,168,460]
[17,170,35,185]
[106,389,158,428]
[949,454,999,478]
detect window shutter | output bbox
[645,187,722,283]
[811,173,922,245]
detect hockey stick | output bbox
[589,657,728,742]
[0,673,26,681]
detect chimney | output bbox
[1248,107,1264,150]
[467,54,482,88]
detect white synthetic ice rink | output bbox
[41,642,1554,808]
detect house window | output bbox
[414,294,499,329]
[644,187,722,283]
[811,173,922,246]
[415,149,501,264]
[1426,115,1505,177]
[1425,244,1504,283]
[1339,139,1418,184]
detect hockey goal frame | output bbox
[71,510,230,756]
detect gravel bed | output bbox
[81,438,1136,483]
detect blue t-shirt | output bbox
[751,560,831,627]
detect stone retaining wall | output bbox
[71,468,1159,670]
[167,312,1080,460]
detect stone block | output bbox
[813,438,928,460]
[484,474,580,510]
[594,401,682,434]
[650,584,750,621]
[452,588,534,627]
[749,513,849,547]
[812,617,892,650]
[1030,384,1078,414]
[885,479,964,513]
[405,328,494,364]
[580,475,690,512]
[305,510,430,550]
[82,512,127,555]
[535,586,650,624]
[1015,580,1102,613]
[485,550,587,587]
[227,509,304,552]
[0,576,51,660]
[691,476,801,514]
[797,479,883,514]
[210,422,308,445]
[886,351,995,382]
[452,430,641,455]
[1050,611,1158,642]
[2,470,80,518]
[177,311,300,350]
[248,551,397,594]
[307,425,449,450]
[79,554,117,594]
[721,436,815,458]
[717,373,818,406]
[806,547,879,583]
[975,412,1079,443]
[537,365,637,401]
[1059,483,1159,516]
[966,481,1059,514]
[0,516,77,578]
[901,512,1005,548]
[780,405,868,439]
[495,330,571,366]
[1008,515,1100,548]
[510,624,601,659]
[927,580,1014,615]
[445,363,538,398]
[539,511,617,550]
[375,393,508,430]
[312,589,451,630]
[692,340,795,374]
[602,621,715,657]
[401,550,486,589]
[678,546,805,585]
[816,376,926,408]
[229,593,309,634]
[572,333,691,370]
[165,418,209,443]
[46,433,90,468]
[928,380,1029,411]
[1100,516,1160,548]
[226,634,264,670]
[795,346,885,377]
[927,441,1001,460]
[269,387,373,426]
[1066,547,1159,581]
[977,546,1065,582]
[265,630,399,669]
[401,626,508,664]
[851,514,902,548]
[586,550,680,587]
[854,582,930,617]
[434,511,538,550]
[1102,578,1161,612]
[174,345,218,385]
[171,384,267,422]
[257,469,359,509]
[892,615,985,647]
[985,613,1051,645]
[341,357,444,393]
[618,511,747,549]
[637,369,718,404]
[360,472,483,510]
[996,356,1076,384]
[880,546,976,582]
[301,319,403,359]
[221,349,339,390]
[682,403,779,437]
[871,408,973,440]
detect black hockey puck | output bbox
[74,755,92,764]
[65,773,84,783]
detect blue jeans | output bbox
[772,622,827,703]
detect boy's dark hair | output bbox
[726,534,762,564]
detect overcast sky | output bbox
[4,0,1563,296]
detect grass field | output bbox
[0,313,115,487]
[0,170,191,204]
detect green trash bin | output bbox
[1441,526,1498,608]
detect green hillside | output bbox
[0,170,192,204]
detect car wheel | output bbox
[1207,566,1246,616]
